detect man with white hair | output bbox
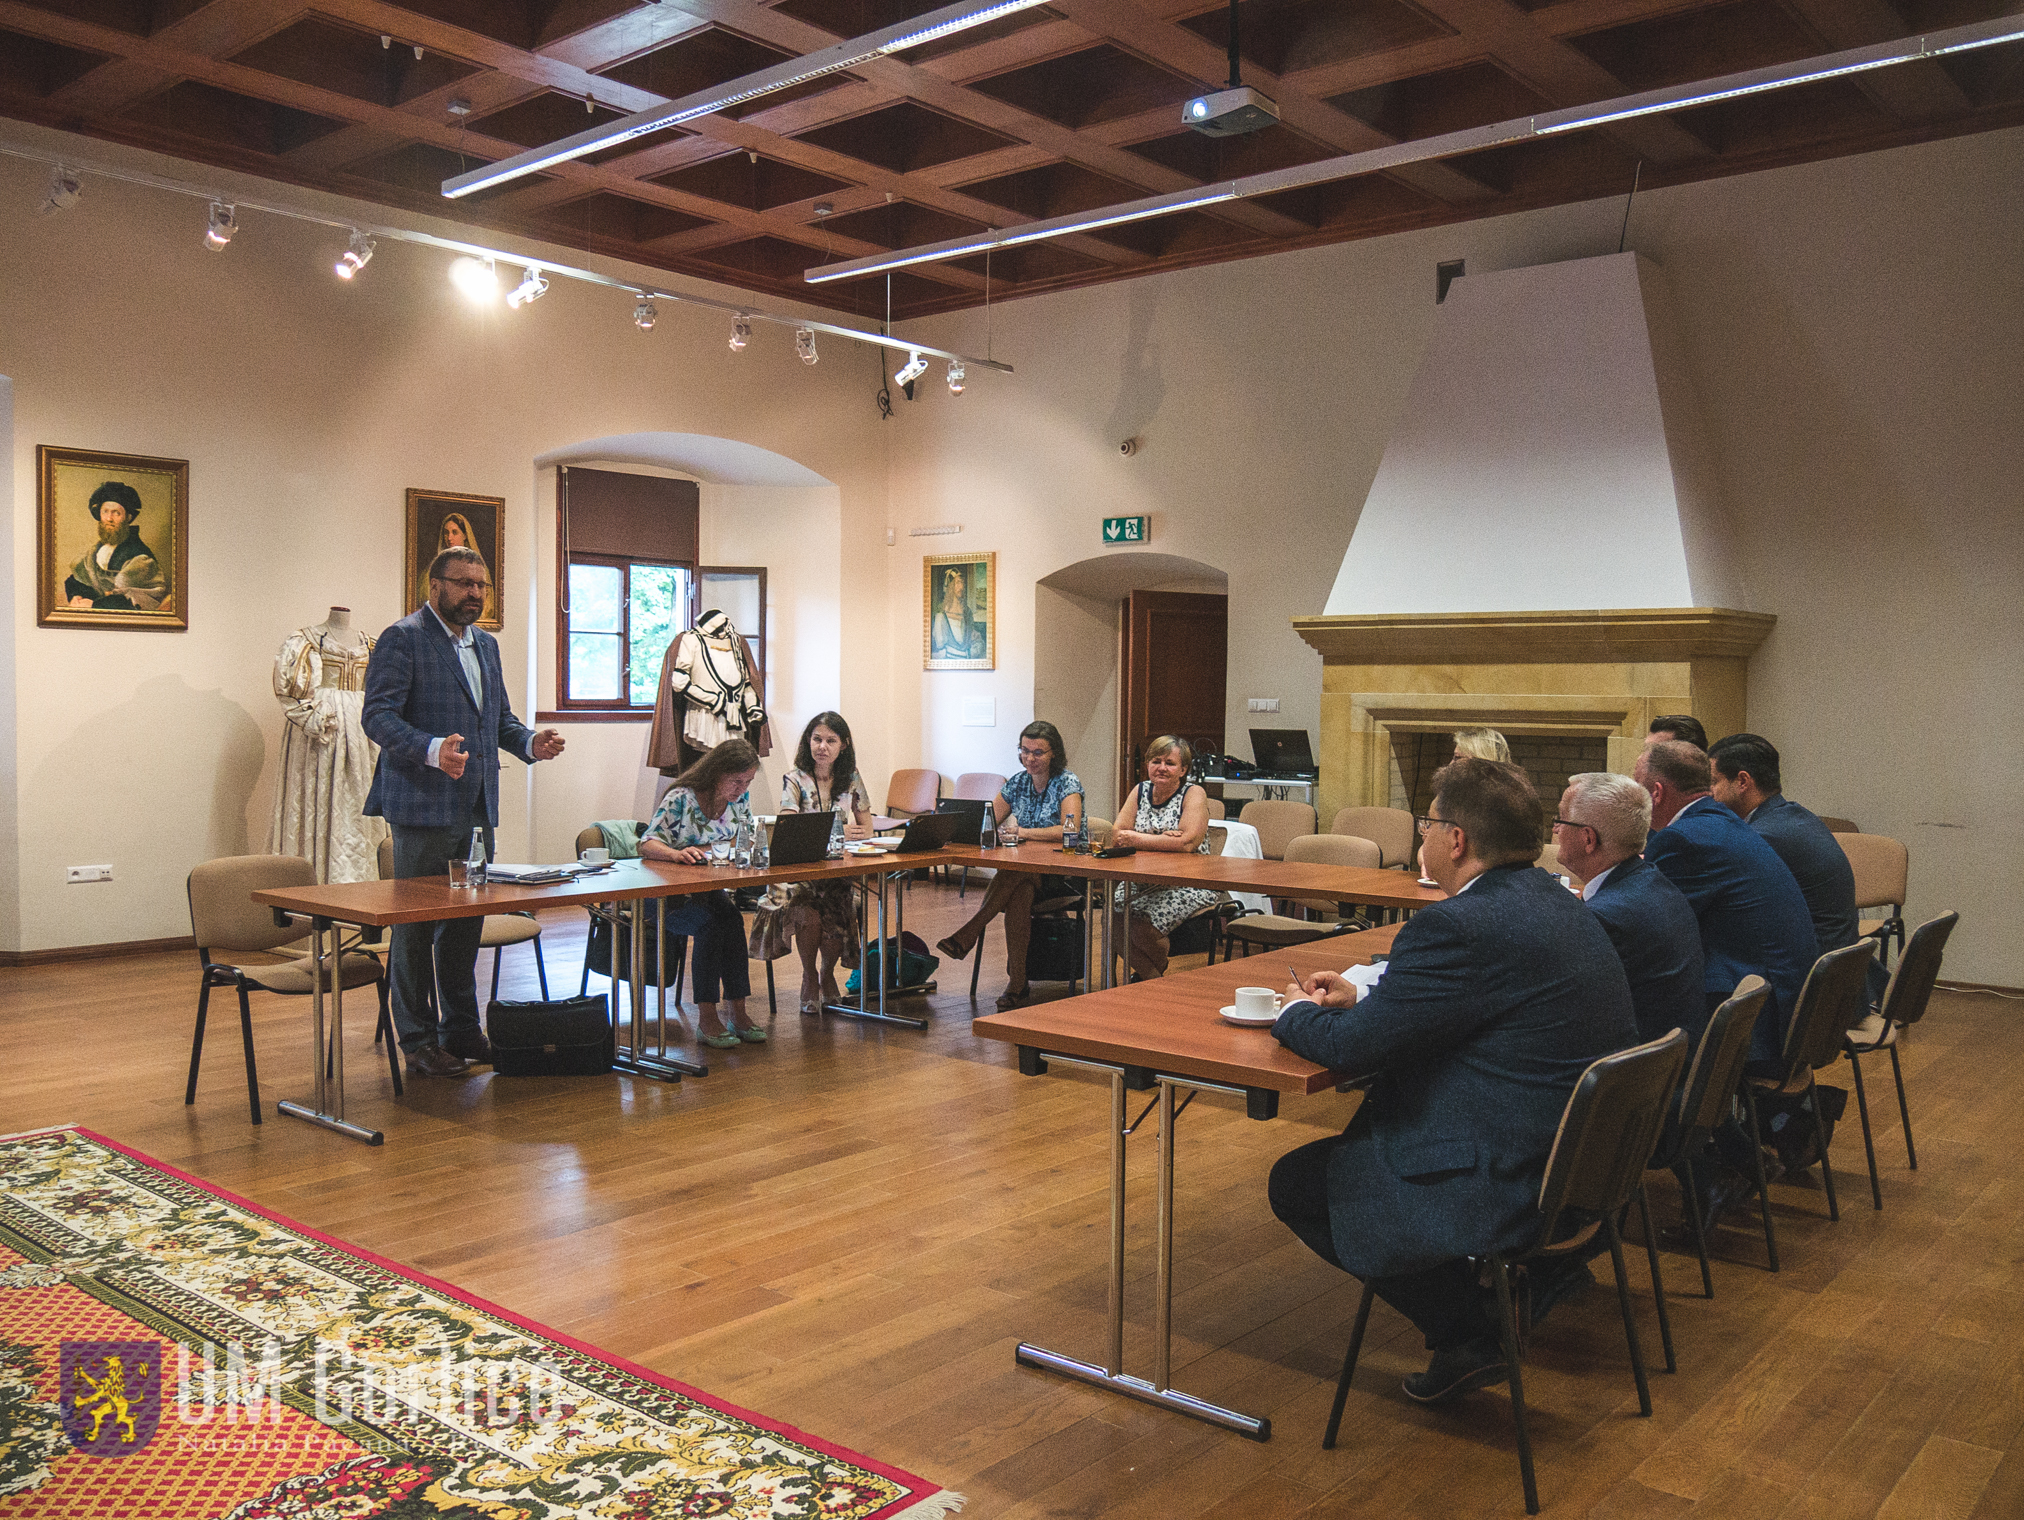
[1555,772,1706,1046]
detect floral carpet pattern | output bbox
[0,1127,963,1519]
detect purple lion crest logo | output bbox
[62,1340,163,1456]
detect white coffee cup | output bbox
[579,846,610,866]
[1234,986,1282,1019]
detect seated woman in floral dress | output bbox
[935,721,1084,1009]
[640,738,764,1049]
[749,712,873,1014]
[1110,734,1218,981]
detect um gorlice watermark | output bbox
[166,1338,574,1436]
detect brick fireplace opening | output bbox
[1389,732,1611,814]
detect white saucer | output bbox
[1220,1005,1281,1026]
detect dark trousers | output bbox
[388,808,492,1053]
[655,891,751,1002]
[1269,1136,1495,1352]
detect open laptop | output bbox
[891,812,960,853]
[1249,728,1319,779]
[935,797,989,845]
[767,810,836,866]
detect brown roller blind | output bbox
[561,466,698,562]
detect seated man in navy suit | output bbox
[1708,732,1876,1164]
[1634,741,1818,1187]
[1554,772,1705,1046]
[365,547,566,1078]
[1267,760,1637,1405]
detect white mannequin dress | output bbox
[267,628,389,883]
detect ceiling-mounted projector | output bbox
[1182,84,1279,137]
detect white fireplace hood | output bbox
[1324,251,1743,615]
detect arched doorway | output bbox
[1034,552,1227,820]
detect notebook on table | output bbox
[767,810,836,867]
[1248,728,1319,779]
[935,797,989,845]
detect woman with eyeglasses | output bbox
[935,720,1084,1009]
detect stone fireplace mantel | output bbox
[1291,607,1776,822]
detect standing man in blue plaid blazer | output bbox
[364,546,565,1078]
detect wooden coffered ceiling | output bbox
[3,0,2021,319]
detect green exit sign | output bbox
[1102,515,1149,545]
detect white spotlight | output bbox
[39,166,82,215]
[894,349,928,387]
[729,315,751,352]
[204,201,237,250]
[506,266,549,308]
[795,326,819,365]
[633,297,657,331]
[334,229,375,278]
[947,360,965,395]
[449,254,498,303]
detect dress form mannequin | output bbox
[269,607,387,881]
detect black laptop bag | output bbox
[486,995,615,1076]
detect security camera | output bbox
[1118,437,1139,457]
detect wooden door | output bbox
[1118,591,1227,806]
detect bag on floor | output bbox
[1024,915,1087,983]
[487,995,614,1076]
[845,932,939,993]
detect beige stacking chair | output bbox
[377,838,547,1000]
[1243,799,1317,860]
[1330,806,1416,870]
[186,855,398,1123]
[1838,832,1908,968]
[883,768,942,818]
[1219,833,1380,960]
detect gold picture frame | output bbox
[923,551,994,670]
[37,445,190,630]
[406,488,504,631]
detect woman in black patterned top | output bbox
[1110,734,1217,980]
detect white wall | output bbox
[0,135,884,952]
[890,125,2024,985]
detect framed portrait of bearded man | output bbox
[37,445,189,630]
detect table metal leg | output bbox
[822,868,928,1028]
[610,896,701,1080]
[1014,1063,1271,1440]
[279,916,384,1145]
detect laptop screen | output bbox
[1249,729,1317,775]
[936,797,988,845]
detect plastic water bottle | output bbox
[828,811,847,858]
[734,820,753,867]
[465,826,486,887]
[750,822,770,869]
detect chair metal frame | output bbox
[1324,1028,1688,1514]
[1842,911,1957,1209]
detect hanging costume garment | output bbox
[268,628,390,883]
[647,609,771,774]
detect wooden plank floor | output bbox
[4,878,2019,1518]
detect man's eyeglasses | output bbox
[1551,817,1597,837]
[434,576,491,592]
[1414,814,1457,835]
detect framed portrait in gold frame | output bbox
[405,488,504,631]
[36,445,189,630]
[923,551,994,671]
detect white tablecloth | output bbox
[1208,820,1272,913]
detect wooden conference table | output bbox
[972,925,1407,1442]
[250,842,1437,1145]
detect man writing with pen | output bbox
[1263,758,1637,1407]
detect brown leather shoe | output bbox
[408,1044,471,1078]
[442,1029,494,1065]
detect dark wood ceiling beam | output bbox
[1408,0,1713,163]
[282,73,557,174]
[1047,0,1497,203]
[1774,0,1972,119]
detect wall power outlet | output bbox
[66,865,113,884]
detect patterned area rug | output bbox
[0,1127,963,1519]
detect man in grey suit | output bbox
[1267,760,1637,1404]
[364,547,565,1077]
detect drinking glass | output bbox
[1000,815,1021,848]
[709,834,734,865]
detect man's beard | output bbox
[98,521,134,546]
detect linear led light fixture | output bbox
[441,0,1052,200]
[806,15,2024,285]
[0,136,1010,376]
